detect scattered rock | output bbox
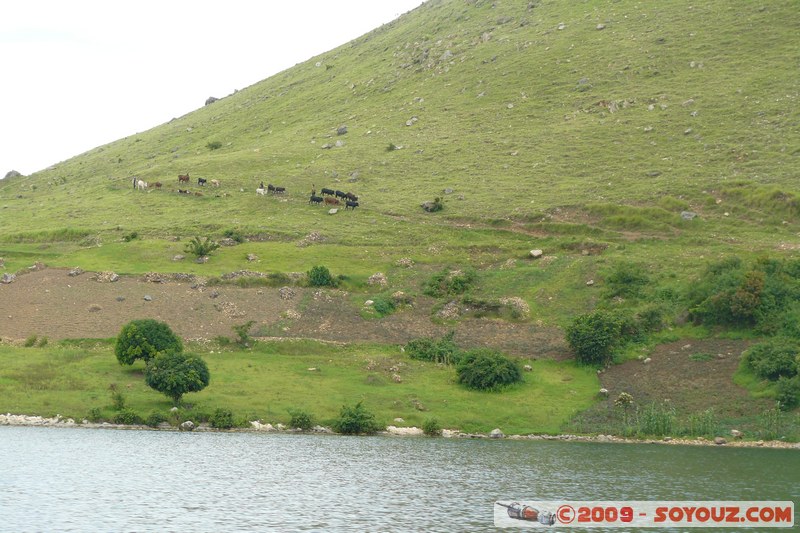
[643,357,652,364]
[94,272,119,283]
[596,23,606,30]
[250,421,275,431]
[489,428,505,439]
[68,268,84,277]
[209,290,219,299]
[116,296,125,302]
[28,262,45,271]
[681,211,698,220]
[297,232,326,247]
[219,238,238,247]
[386,426,424,436]
[529,249,543,258]
[1,273,16,284]
[394,418,405,423]
[437,301,461,320]
[392,374,403,383]
[336,125,348,135]
[279,287,295,300]
[172,254,185,261]
[395,257,414,268]
[246,253,258,262]
[195,256,209,264]
[523,365,533,372]
[328,208,338,215]
[180,420,195,431]
[714,437,727,445]
[364,300,374,307]
[143,295,153,302]
[586,279,595,286]
[368,272,388,287]
[392,291,413,306]
[282,310,301,320]
[443,187,454,195]
[599,388,609,396]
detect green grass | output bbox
[0,339,598,435]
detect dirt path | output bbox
[0,268,567,358]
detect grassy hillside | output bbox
[1,0,799,430]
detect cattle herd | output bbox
[131,174,360,210]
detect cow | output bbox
[345,200,359,210]
[198,177,207,186]
[335,190,347,200]
[154,182,163,189]
[345,192,358,202]
[267,184,276,193]
[321,188,335,196]
[178,189,190,194]
[210,179,220,187]
[256,187,266,196]
[309,194,323,205]
[136,179,148,191]
[178,174,190,183]
[274,186,286,194]
[324,197,340,206]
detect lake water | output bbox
[0,426,797,532]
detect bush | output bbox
[422,418,442,437]
[288,408,315,430]
[144,351,210,404]
[145,411,168,428]
[206,141,222,150]
[210,408,235,429]
[232,321,256,348]
[184,236,221,258]
[307,265,337,287]
[23,335,38,347]
[332,401,381,435]
[775,377,800,411]
[87,407,103,423]
[456,349,523,391]
[112,409,143,425]
[423,267,477,298]
[370,296,396,317]
[115,319,183,366]
[122,231,138,242]
[565,311,623,366]
[405,331,461,365]
[746,338,799,381]
[223,228,246,243]
[604,262,650,299]
[109,384,126,411]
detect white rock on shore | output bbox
[385,425,424,436]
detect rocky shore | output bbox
[2,413,798,449]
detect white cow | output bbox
[256,187,266,196]
[136,179,148,191]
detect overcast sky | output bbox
[1,0,423,177]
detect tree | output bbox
[184,236,220,258]
[331,401,381,435]
[144,351,210,404]
[307,265,337,287]
[115,319,183,366]
[565,311,623,366]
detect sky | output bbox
[1,0,423,177]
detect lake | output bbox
[0,426,797,532]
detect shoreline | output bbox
[2,413,798,449]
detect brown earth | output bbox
[0,268,565,357]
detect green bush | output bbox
[307,265,337,287]
[144,351,210,404]
[423,268,477,298]
[210,408,235,429]
[775,377,800,411]
[604,262,650,299]
[87,407,103,423]
[184,236,221,258]
[370,296,396,317]
[332,401,382,435]
[288,408,315,430]
[145,411,168,428]
[112,409,143,425]
[115,319,183,366]
[223,228,246,243]
[746,338,799,381]
[23,335,38,347]
[422,417,442,436]
[405,331,461,365]
[456,349,523,391]
[109,384,126,411]
[565,311,623,366]
[207,141,223,150]
[122,231,138,242]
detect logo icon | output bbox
[496,502,557,525]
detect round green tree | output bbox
[144,351,210,404]
[115,319,183,366]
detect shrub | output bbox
[604,262,650,299]
[184,236,220,258]
[109,384,126,411]
[87,407,103,423]
[456,349,523,391]
[422,418,442,437]
[746,338,799,381]
[565,311,623,366]
[775,377,800,411]
[145,411,168,428]
[332,401,381,435]
[232,321,256,348]
[112,409,143,425]
[423,268,477,298]
[288,408,315,430]
[223,228,246,243]
[23,335,38,347]
[122,231,138,242]
[405,331,461,365]
[115,319,183,366]
[207,141,223,150]
[210,408,235,429]
[307,265,337,287]
[370,296,396,317]
[144,351,210,404]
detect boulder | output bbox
[714,437,727,445]
[1,273,15,284]
[529,249,543,258]
[246,253,258,262]
[180,420,195,431]
[4,170,22,179]
[172,254,185,261]
[681,211,698,220]
[68,267,84,277]
[489,428,505,439]
[205,96,218,106]
[336,125,348,135]
[328,208,338,215]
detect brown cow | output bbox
[324,197,340,206]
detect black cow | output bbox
[335,190,347,200]
[178,189,190,194]
[198,177,207,186]
[345,192,358,202]
[309,194,323,205]
[267,184,276,193]
[274,186,286,194]
[321,188,335,196]
[345,200,359,210]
